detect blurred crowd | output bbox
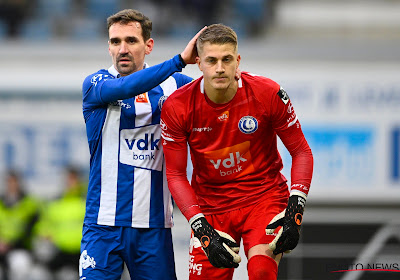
[0,0,277,40]
[0,167,86,280]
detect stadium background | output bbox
[0,0,400,279]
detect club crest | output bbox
[238,116,258,134]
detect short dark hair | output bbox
[107,9,152,41]
[196,24,238,53]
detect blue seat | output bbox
[85,0,121,19]
[233,0,265,22]
[0,20,7,38]
[20,19,53,40]
[168,20,199,39]
[69,18,102,39]
[35,0,74,17]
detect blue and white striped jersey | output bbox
[82,55,192,228]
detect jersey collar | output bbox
[108,63,150,78]
[108,65,120,78]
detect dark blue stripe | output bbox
[115,161,134,225]
[149,170,165,227]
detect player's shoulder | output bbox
[169,72,193,87]
[84,69,110,81]
[241,72,280,90]
[83,69,112,87]
[170,72,191,80]
[242,72,291,108]
[241,72,281,102]
[166,77,200,102]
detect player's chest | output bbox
[188,97,269,147]
[118,91,164,128]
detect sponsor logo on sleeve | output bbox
[277,87,290,104]
[91,74,112,86]
[160,119,175,142]
[291,183,309,193]
[160,119,167,131]
[287,103,294,114]
[286,102,298,128]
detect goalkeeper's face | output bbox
[108,21,154,76]
[196,42,240,93]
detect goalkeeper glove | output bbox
[265,193,306,255]
[190,215,241,268]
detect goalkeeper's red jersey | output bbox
[161,72,313,219]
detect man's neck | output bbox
[204,81,238,104]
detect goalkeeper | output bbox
[161,24,313,280]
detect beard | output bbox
[115,54,139,76]
[116,61,137,76]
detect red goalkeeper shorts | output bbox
[188,183,289,280]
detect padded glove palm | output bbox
[266,194,306,255]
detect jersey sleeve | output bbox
[160,98,202,221]
[83,54,186,108]
[270,87,314,196]
[174,73,193,88]
[160,96,188,144]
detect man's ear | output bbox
[196,57,202,71]
[145,38,154,55]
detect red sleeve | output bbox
[270,88,313,196]
[278,123,313,196]
[160,98,202,221]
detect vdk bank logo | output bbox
[124,133,159,151]
[210,151,247,176]
[203,141,255,182]
[120,125,163,171]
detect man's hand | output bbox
[180,26,207,65]
[190,216,241,268]
[266,193,306,255]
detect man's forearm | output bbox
[100,54,186,103]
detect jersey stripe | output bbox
[131,167,152,227]
[160,76,178,96]
[163,159,173,227]
[135,94,153,127]
[98,104,121,226]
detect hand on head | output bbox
[180,26,207,65]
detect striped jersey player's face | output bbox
[197,42,240,95]
[108,21,154,76]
